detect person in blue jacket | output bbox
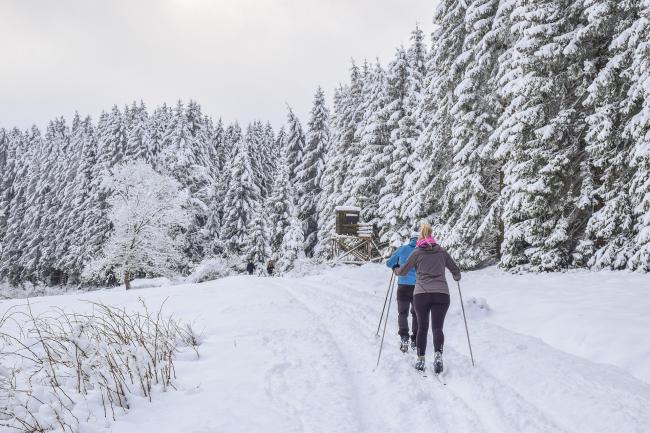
[386,228,419,352]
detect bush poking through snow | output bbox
[0,299,199,432]
[463,297,491,319]
[187,256,242,283]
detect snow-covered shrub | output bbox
[463,297,491,319]
[129,276,184,290]
[0,282,88,300]
[187,256,243,283]
[282,258,331,277]
[0,300,199,432]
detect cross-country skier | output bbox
[267,259,275,276]
[394,223,461,374]
[386,227,419,352]
[246,261,255,275]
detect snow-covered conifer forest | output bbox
[1,1,650,289]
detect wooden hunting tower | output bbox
[331,206,383,264]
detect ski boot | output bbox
[415,356,426,372]
[400,336,409,353]
[433,351,444,374]
[410,338,417,352]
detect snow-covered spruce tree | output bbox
[248,207,270,265]
[203,118,226,254]
[53,114,89,281]
[315,62,374,258]
[160,100,214,262]
[625,0,650,271]
[0,129,14,245]
[0,129,29,285]
[266,150,292,257]
[407,24,427,89]
[262,121,278,175]
[14,127,47,283]
[207,117,225,175]
[246,121,271,199]
[435,0,504,269]
[348,60,389,227]
[574,0,639,269]
[314,86,346,259]
[97,106,127,168]
[273,125,287,167]
[125,101,149,161]
[61,115,100,282]
[377,47,413,246]
[285,106,305,182]
[393,26,428,236]
[71,111,119,281]
[21,119,70,284]
[297,87,330,256]
[402,0,469,230]
[219,135,261,257]
[340,59,370,203]
[0,128,9,251]
[328,61,364,207]
[143,104,172,168]
[205,122,242,256]
[83,161,190,289]
[278,187,306,272]
[490,0,593,271]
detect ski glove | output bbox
[392,263,400,270]
[453,274,461,281]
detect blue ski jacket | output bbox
[386,237,417,285]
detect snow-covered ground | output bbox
[1,264,649,433]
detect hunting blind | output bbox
[331,206,383,264]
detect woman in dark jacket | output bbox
[394,223,461,374]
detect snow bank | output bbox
[460,267,650,383]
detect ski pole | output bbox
[376,273,394,337]
[375,273,396,369]
[456,281,475,367]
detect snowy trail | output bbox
[2,265,649,433]
[290,269,650,433]
[282,278,570,433]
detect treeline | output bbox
[0,99,325,285]
[1,0,649,287]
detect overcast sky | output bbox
[0,0,436,131]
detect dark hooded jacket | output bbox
[395,242,460,296]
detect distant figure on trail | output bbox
[246,261,255,275]
[267,260,275,276]
[386,226,419,353]
[394,223,461,374]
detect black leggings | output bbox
[396,284,418,340]
[414,293,450,356]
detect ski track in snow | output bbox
[295,271,650,433]
[285,278,569,433]
[2,265,649,433]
